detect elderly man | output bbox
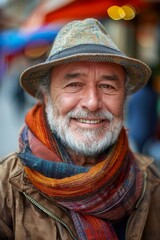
[0,18,160,240]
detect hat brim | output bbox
[20,49,151,98]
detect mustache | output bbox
[67,109,114,122]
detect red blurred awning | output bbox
[44,0,148,24]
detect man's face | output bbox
[44,61,126,156]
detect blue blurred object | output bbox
[1,25,60,55]
[0,25,61,81]
[126,80,159,153]
[143,139,160,169]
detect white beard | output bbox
[45,96,123,157]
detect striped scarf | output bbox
[18,104,144,240]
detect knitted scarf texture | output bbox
[18,104,144,240]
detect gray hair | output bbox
[36,71,52,100]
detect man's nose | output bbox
[80,86,102,112]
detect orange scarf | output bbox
[24,104,129,198]
[19,104,144,240]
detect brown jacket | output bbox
[0,153,160,240]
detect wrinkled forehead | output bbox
[51,61,126,78]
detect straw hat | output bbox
[20,18,151,98]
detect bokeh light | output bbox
[107,6,125,20]
[122,5,135,20]
[107,5,136,21]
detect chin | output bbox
[60,125,122,157]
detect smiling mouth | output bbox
[76,118,105,124]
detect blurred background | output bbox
[0,0,160,167]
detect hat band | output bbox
[47,44,126,62]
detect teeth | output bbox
[77,119,102,124]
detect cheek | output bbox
[114,100,125,117]
[104,95,125,117]
[52,93,80,115]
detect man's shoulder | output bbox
[0,152,19,166]
[134,152,154,170]
[134,152,160,182]
[0,153,23,181]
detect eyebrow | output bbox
[100,74,119,81]
[64,73,119,82]
[65,72,86,80]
